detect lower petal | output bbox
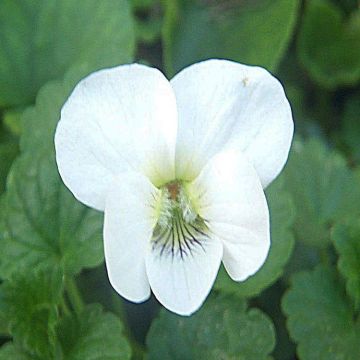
[104,172,159,302]
[145,234,223,316]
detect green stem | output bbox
[60,297,71,317]
[131,343,146,360]
[66,277,84,314]
[319,247,329,265]
[161,0,179,77]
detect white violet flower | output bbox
[55,59,293,315]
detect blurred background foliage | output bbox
[0,0,359,359]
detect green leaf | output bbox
[0,343,34,360]
[297,0,360,89]
[57,304,131,360]
[282,266,360,359]
[283,138,360,248]
[146,295,275,359]
[0,0,135,107]
[283,240,321,281]
[215,177,295,297]
[162,0,300,76]
[341,93,360,162]
[19,66,86,155]
[333,220,360,309]
[0,269,63,358]
[0,152,103,279]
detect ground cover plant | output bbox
[0,0,359,359]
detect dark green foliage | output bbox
[0,0,135,107]
[333,220,360,309]
[283,138,360,248]
[298,0,360,89]
[162,0,299,76]
[0,152,104,279]
[57,304,132,360]
[282,266,360,359]
[0,269,63,358]
[147,294,275,360]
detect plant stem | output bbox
[319,247,329,265]
[161,0,179,77]
[66,277,84,315]
[60,296,71,317]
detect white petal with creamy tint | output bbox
[146,233,223,316]
[171,59,293,188]
[55,64,177,211]
[104,171,159,303]
[188,149,270,281]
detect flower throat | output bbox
[152,180,208,259]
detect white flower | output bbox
[55,59,293,315]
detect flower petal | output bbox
[104,171,159,303]
[145,234,223,316]
[171,59,293,188]
[188,148,270,282]
[55,64,177,211]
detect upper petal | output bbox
[145,228,223,316]
[104,171,160,303]
[187,148,270,282]
[171,59,293,188]
[55,64,177,211]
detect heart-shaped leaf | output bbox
[0,0,135,107]
[298,0,360,89]
[147,294,275,360]
[333,220,360,309]
[282,266,360,359]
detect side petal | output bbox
[55,64,177,211]
[171,59,293,188]
[104,171,159,303]
[145,233,223,316]
[188,149,270,282]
